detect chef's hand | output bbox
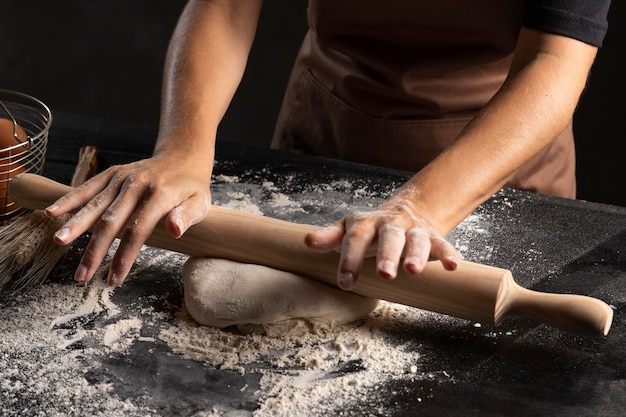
[45,151,212,287]
[304,199,459,290]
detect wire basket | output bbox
[0,90,52,222]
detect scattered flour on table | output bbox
[160,301,451,416]
[451,211,494,262]
[213,174,240,183]
[219,191,264,215]
[0,265,154,416]
[211,173,398,225]
[0,243,189,417]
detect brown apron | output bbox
[271,0,576,198]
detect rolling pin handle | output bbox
[502,285,614,337]
[9,173,73,210]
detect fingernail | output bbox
[46,203,59,212]
[404,257,422,274]
[174,218,185,238]
[54,227,71,242]
[108,272,123,287]
[338,271,356,290]
[74,264,89,283]
[447,256,459,270]
[379,260,396,279]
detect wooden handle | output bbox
[9,173,613,337]
[498,284,613,338]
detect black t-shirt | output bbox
[523,0,611,46]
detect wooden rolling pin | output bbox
[9,173,613,337]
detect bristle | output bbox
[12,211,54,266]
[0,211,72,291]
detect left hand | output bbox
[304,199,459,290]
[46,150,213,287]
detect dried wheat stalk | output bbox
[0,146,98,291]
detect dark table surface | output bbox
[1,112,624,416]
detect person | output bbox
[46,0,611,291]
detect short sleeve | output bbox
[523,0,611,46]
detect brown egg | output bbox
[0,117,29,216]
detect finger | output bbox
[375,225,406,280]
[337,222,375,291]
[105,181,177,286]
[304,221,345,252]
[74,179,142,284]
[107,206,162,287]
[52,172,125,245]
[165,194,211,239]
[75,233,118,284]
[53,192,116,246]
[430,236,459,270]
[402,227,432,275]
[46,169,117,216]
[75,209,131,284]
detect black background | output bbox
[0,0,624,206]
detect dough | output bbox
[183,258,379,333]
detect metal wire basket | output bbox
[0,90,52,222]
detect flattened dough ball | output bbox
[183,258,379,331]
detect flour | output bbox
[218,191,264,215]
[160,301,454,416]
[213,174,240,183]
[102,317,143,347]
[210,170,399,226]
[451,211,494,262]
[267,192,304,210]
[0,268,152,416]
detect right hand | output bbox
[46,150,213,287]
[305,198,459,290]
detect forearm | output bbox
[47,0,265,287]
[395,28,598,236]
[155,0,263,163]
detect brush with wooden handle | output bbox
[0,148,98,291]
[9,173,613,337]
